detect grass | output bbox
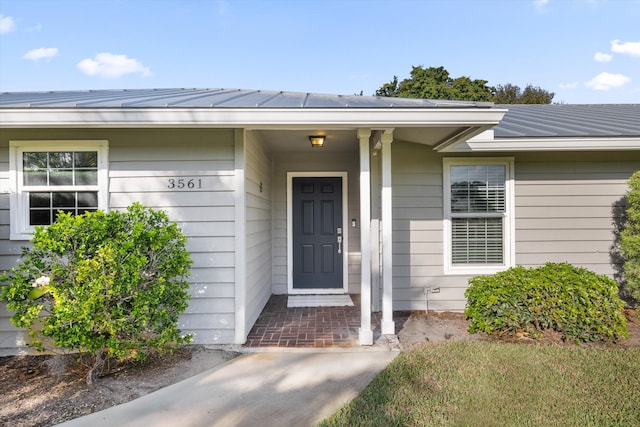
[319,341,640,426]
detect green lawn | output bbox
[319,341,640,426]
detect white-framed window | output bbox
[9,140,109,240]
[443,157,514,275]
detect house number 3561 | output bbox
[167,178,203,189]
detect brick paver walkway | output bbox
[244,295,381,348]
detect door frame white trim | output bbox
[287,171,349,295]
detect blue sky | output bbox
[1,0,639,104]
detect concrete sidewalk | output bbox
[56,350,399,427]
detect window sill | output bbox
[10,231,34,241]
[445,265,510,276]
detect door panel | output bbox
[302,245,314,273]
[321,200,334,234]
[302,201,314,234]
[292,177,343,289]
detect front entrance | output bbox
[288,173,348,293]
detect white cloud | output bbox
[0,14,16,34]
[534,0,550,8]
[23,47,59,61]
[77,53,152,78]
[594,52,612,62]
[585,72,630,91]
[559,81,579,89]
[611,39,640,57]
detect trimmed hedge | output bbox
[464,262,628,343]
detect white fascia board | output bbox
[441,136,640,152]
[0,107,507,129]
[432,125,495,151]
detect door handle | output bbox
[337,236,342,254]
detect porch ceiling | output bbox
[255,126,479,153]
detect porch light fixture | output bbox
[309,135,325,148]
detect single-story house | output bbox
[1,88,639,350]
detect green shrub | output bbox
[620,171,640,304]
[464,262,628,343]
[0,203,192,383]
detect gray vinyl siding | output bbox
[391,141,452,310]
[513,151,638,276]
[271,151,360,294]
[0,135,27,350]
[391,142,640,312]
[0,128,237,349]
[244,131,272,335]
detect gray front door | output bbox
[292,177,343,290]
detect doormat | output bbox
[287,294,354,308]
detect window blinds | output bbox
[450,165,505,264]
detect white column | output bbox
[370,219,380,312]
[233,129,247,344]
[381,129,395,335]
[358,128,373,345]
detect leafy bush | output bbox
[620,171,640,304]
[464,263,628,343]
[0,203,192,383]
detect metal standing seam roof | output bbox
[1,88,639,139]
[493,104,640,138]
[0,88,493,109]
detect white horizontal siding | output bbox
[110,160,232,172]
[109,174,235,192]
[179,221,235,237]
[0,129,238,349]
[109,131,237,344]
[390,142,449,310]
[190,282,235,298]
[517,206,615,218]
[517,183,627,196]
[243,131,272,337]
[514,151,639,279]
[516,229,614,241]
[390,143,640,314]
[271,150,360,295]
[0,141,27,347]
[179,313,234,329]
[189,267,234,283]
[395,285,468,312]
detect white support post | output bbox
[358,128,373,345]
[234,129,247,344]
[381,129,395,335]
[370,219,381,312]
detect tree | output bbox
[0,204,193,384]
[376,66,554,104]
[375,66,495,102]
[493,83,520,104]
[494,83,555,104]
[375,76,400,97]
[521,84,555,104]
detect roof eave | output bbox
[432,125,498,151]
[0,107,507,129]
[440,134,640,152]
